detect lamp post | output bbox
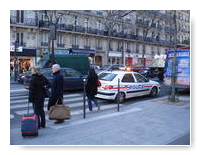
[44,10,62,66]
[14,41,19,82]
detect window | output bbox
[85,37,90,47]
[117,24,121,33]
[73,36,78,45]
[16,33,24,45]
[58,17,63,24]
[98,73,117,81]
[122,74,135,83]
[41,33,49,43]
[97,20,101,30]
[85,18,89,30]
[96,39,102,48]
[136,44,139,53]
[64,70,81,77]
[57,34,63,44]
[16,10,24,23]
[134,73,148,83]
[74,16,78,26]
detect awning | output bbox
[10,48,36,57]
[70,49,95,54]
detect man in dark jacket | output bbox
[48,64,64,124]
[29,66,49,128]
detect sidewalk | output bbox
[10,96,190,145]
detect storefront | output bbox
[10,48,36,74]
[108,52,122,64]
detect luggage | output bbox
[21,102,38,137]
[49,98,71,120]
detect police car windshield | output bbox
[98,73,117,81]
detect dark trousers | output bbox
[33,98,45,127]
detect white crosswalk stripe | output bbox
[10,93,121,120]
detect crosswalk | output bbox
[10,93,120,120]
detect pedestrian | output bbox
[28,66,49,129]
[47,64,64,124]
[85,68,99,111]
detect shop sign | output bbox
[10,46,23,52]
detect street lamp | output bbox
[13,41,19,82]
[44,10,62,66]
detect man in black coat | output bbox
[47,64,64,124]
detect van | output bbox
[37,54,90,75]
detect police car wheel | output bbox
[150,87,158,97]
[115,92,125,103]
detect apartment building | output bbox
[10,10,190,71]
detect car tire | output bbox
[149,87,158,97]
[115,92,125,103]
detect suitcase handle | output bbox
[28,101,36,115]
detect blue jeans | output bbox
[87,96,98,111]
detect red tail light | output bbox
[104,85,114,90]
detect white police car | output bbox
[96,70,160,103]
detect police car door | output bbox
[133,73,150,96]
[121,73,139,98]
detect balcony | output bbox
[84,46,90,50]
[165,27,175,33]
[41,42,49,46]
[57,43,65,48]
[18,42,26,47]
[96,47,102,50]
[136,19,149,27]
[109,48,113,51]
[126,49,131,53]
[10,16,38,27]
[72,45,79,49]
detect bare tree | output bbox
[103,10,134,64]
[39,10,63,64]
[135,10,160,67]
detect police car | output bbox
[96,70,160,103]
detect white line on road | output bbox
[10,93,83,104]
[10,89,28,93]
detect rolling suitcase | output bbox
[21,102,38,137]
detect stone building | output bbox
[10,10,190,71]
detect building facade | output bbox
[10,10,190,72]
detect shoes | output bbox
[54,120,64,124]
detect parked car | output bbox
[17,71,31,84]
[96,70,160,103]
[139,68,155,78]
[96,64,126,74]
[24,68,87,91]
[90,64,100,73]
[125,65,143,72]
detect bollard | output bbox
[117,78,120,112]
[83,78,86,118]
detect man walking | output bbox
[48,64,64,124]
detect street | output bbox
[10,82,190,145]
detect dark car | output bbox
[96,64,126,74]
[125,65,143,72]
[24,68,87,91]
[17,71,31,84]
[139,68,154,78]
